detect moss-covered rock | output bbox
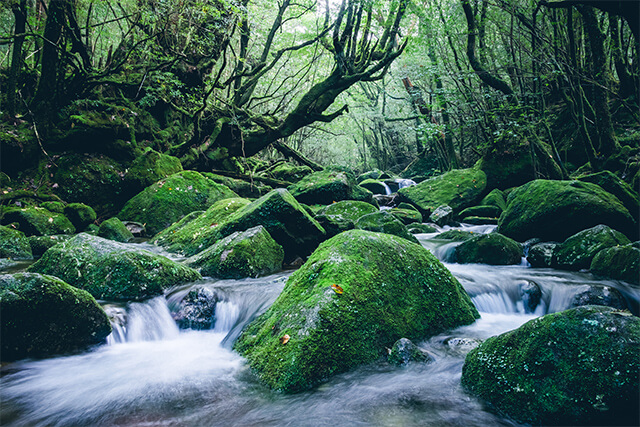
[480,189,507,211]
[429,205,455,226]
[98,217,135,243]
[408,223,438,234]
[568,285,628,310]
[206,189,326,261]
[1,207,75,236]
[171,285,219,330]
[477,144,535,191]
[397,168,487,216]
[578,170,639,222]
[355,211,419,244]
[235,230,479,392]
[314,200,378,238]
[455,233,523,265]
[28,235,72,257]
[359,179,390,195]
[41,201,65,213]
[527,242,559,268]
[64,203,97,231]
[461,306,640,426]
[0,225,33,259]
[590,244,640,285]
[152,198,250,255]
[265,163,313,183]
[204,173,273,198]
[388,207,423,225]
[497,180,637,242]
[122,149,183,197]
[52,153,127,216]
[118,170,238,235]
[461,216,499,225]
[388,338,433,366]
[187,226,283,279]
[357,169,388,183]
[28,233,201,301]
[554,225,631,271]
[458,205,502,220]
[0,273,112,361]
[288,169,370,205]
[437,230,477,241]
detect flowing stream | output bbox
[1,226,638,426]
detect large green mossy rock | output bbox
[98,217,134,243]
[358,179,389,195]
[497,180,637,242]
[388,207,423,225]
[122,149,183,197]
[235,230,479,392]
[187,226,283,279]
[288,169,372,205]
[264,163,313,183]
[462,306,640,426]
[0,225,33,259]
[153,198,250,255]
[578,170,639,222]
[480,188,507,211]
[118,170,238,235]
[204,173,272,198]
[458,205,502,220]
[0,273,112,361]
[590,244,640,285]
[455,233,522,265]
[355,211,419,244]
[208,189,326,261]
[397,168,487,216]
[555,225,631,270]
[314,200,378,238]
[63,203,97,231]
[28,235,72,257]
[2,207,75,236]
[28,233,201,301]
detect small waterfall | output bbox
[213,300,241,333]
[382,182,392,195]
[105,297,180,344]
[397,178,416,189]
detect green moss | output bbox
[204,173,272,198]
[153,198,251,255]
[28,235,72,257]
[497,180,637,242]
[28,233,201,301]
[462,216,499,225]
[458,205,502,219]
[577,170,639,222]
[118,170,238,235]
[1,207,75,236]
[554,225,631,270]
[408,223,438,234]
[313,200,378,238]
[0,225,33,259]
[288,169,361,205]
[41,201,65,213]
[64,203,97,231]
[359,179,389,195]
[397,168,487,216]
[462,306,640,426]
[188,225,283,279]
[389,208,423,225]
[0,272,112,361]
[98,217,134,243]
[266,163,313,183]
[355,211,419,244]
[480,189,507,211]
[590,244,640,285]
[123,149,183,197]
[455,233,523,265]
[235,230,479,392]
[437,230,482,242]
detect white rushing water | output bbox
[1,228,638,427]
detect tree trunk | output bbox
[6,0,28,119]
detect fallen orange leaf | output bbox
[331,284,344,294]
[280,334,290,345]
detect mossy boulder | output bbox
[568,285,628,310]
[98,217,135,243]
[359,179,389,195]
[480,189,507,211]
[429,205,454,226]
[153,198,251,255]
[388,338,433,366]
[437,230,477,241]
[235,230,479,392]
[388,208,423,225]
[1,207,75,236]
[288,169,370,205]
[461,306,640,426]
[527,242,559,268]
[356,169,388,183]
[28,235,72,257]
[497,180,637,242]
[314,200,378,238]
[122,149,183,197]
[554,225,631,271]
[397,168,487,216]
[0,273,112,361]
[590,244,640,285]
[408,223,438,234]
[0,225,33,259]
[63,203,97,231]
[187,226,284,279]
[461,216,498,225]
[265,163,313,183]
[578,170,639,222]
[28,233,201,301]
[204,173,273,198]
[41,201,65,213]
[458,205,502,220]
[118,170,238,235]
[455,233,523,265]
[172,285,219,330]
[206,189,326,261]
[355,211,419,244]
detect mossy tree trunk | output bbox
[6,0,28,119]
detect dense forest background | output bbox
[1,0,638,211]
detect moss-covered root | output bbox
[234,230,479,393]
[1,273,112,361]
[461,306,640,426]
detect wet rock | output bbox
[235,230,479,393]
[28,233,201,301]
[554,225,630,271]
[0,273,112,361]
[172,286,219,330]
[188,226,284,279]
[359,179,389,195]
[458,205,502,220]
[122,221,146,237]
[314,200,378,238]
[373,194,398,207]
[590,244,640,285]
[437,230,476,242]
[429,205,454,227]
[455,233,523,265]
[569,285,628,310]
[388,338,433,366]
[497,179,637,242]
[460,216,498,225]
[98,217,134,243]
[527,242,559,268]
[2,207,75,236]
[28,234,72,257]
[0,225,33,260]
[288,169,373,205]
[443,337,483,353]
[357,169,389,183]
[355,211,419,244]
[63,203,97,231]
[462,306,640,426]
[408,223,438,234]
[118,170,238,235]
[480,189,507,212]
[388,208,423,225]
[518,280,542,313]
